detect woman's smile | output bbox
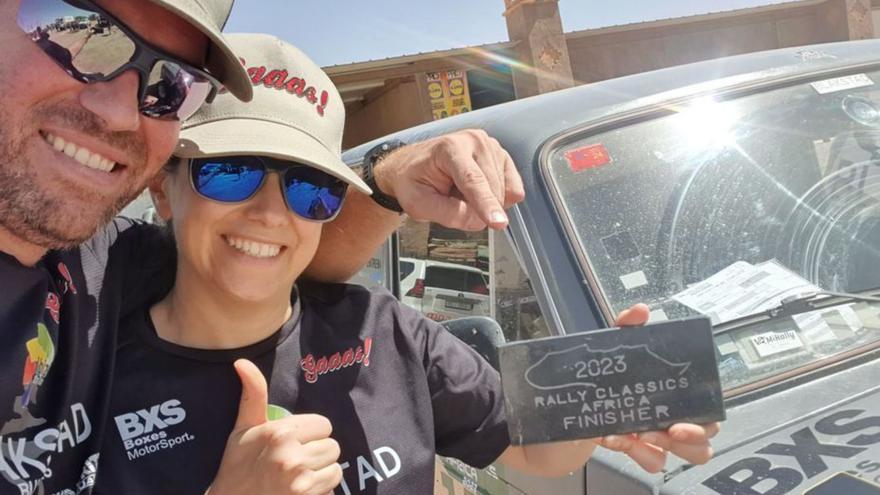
[223,234,286,259]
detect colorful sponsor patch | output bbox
[22,324,56,407]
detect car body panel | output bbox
[341,40,880,495]
[661,349,880,494]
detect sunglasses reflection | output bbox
[305,197,331,220]
[199,164,253,184]
[143,65,192,114]
[26,12,128,81]
[288,182,338,220]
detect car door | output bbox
[346,217,586,494]
[394,219,586,495]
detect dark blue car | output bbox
[344,39,880,495]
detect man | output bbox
[0,0,524,493]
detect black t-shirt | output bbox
[0,219,171,495]
[97,282,510,495]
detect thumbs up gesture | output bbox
[205,360,342,495]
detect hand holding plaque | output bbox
[499,305,724,470]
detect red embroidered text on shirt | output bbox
[301,337,373,384]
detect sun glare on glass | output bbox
[674,97,740,150]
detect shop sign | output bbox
[426,70,472,120]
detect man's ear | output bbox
[148,170,173,222]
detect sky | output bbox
[226,0,794,67]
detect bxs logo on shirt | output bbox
[113,399,195,461]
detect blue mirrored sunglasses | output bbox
[189,156,349,222]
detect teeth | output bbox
[87,153,102,169]
[42,132,116,173]
[74,147,89,164]
[225,236,282,259]
[51,134,65,152]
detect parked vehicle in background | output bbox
[399,257,490,321]
[344,39,880,495]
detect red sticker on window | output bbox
[565,144,612,172]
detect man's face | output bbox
[0,0,209,249]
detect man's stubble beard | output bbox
[0,103,152,250]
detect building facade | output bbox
[329,0,875,148]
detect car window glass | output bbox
[389,191,553,493]
[545,71,880,391]
[716,300,880,392]
[466,272,489,294]
[492,229,552,343]
[398,218,492,322]
[399,260,415,281]
[547,74,880,319]
[425,267,472,292]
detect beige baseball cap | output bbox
[147,0,253,101]
[176,33,371,194]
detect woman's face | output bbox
[153,158,323,303]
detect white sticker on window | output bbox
[811,74,873,94]
[715,334,739,355]
[672,260,819,325]
[750,330,804,358]
[838,306,864,331]
[793,311,836,344]
[648,308,668,323]
[620,270,648,290]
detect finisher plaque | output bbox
[499,316,724,445]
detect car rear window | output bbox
[545,70,880,393]
[399,260,415,281]
[546,71,880,321]
[426,266,489,294]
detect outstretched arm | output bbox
[68,30,94,59]
[303,129,524,282]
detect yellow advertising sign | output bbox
[426,70,472,120]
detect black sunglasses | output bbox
[17,0,221,121]
[189,156,349,222]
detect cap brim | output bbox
[146,0,253,102]
[176,119,371,195]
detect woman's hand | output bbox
[599,304,720,472]
[597,423,720,473]
[205,360,341,495]
[500,304,720,477]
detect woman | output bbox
[97,34,718,495]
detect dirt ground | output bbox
[49,27,133,74]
